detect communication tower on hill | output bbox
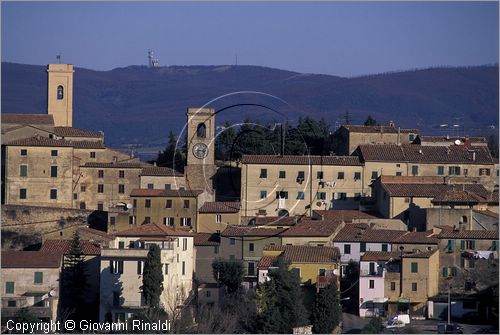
[147,49,160,68]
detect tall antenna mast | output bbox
[56,52,62,64]
[235,53,238,66]
[147,49,160,68]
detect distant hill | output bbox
[2,62,498,149]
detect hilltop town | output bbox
[1,64,498,334]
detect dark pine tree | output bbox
[364,115,377,126]
[212,258,244,294]
[142,244,164,310]
[312,284,342,334]
[154,131,185,172]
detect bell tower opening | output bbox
[47,64,74,127]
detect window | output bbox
[297,192,305,200]
[442,267,448,277]
[57,85,64,99]
[411,262,418,273]
[369,280,375,289]
[164,184,171,190]
[390,282,396,291]
[337,172,345,179]
[7,300,16,307]
[50,189,57,200]
[369,262,375,274]
[249,243,255,252]
[113,291,120,306]
[147,183,154,189]
[98,170,104,178]
[20,149,27,156]
[51,149,58,157]
[184,200,190,208]
[319,268,326,276]
[118,170,125,178]
[34,272,43,284]
[464,240,476,250]
[437,166,445,175]
[90,152,96,158]
[5,282,14,294]
[468,259,476,268]
[411,282,417,291]
[279,171,286,178]
[230,238,235,245]
[181,217,192,226]
[479,168,491,176]
[182,261,186,275]
[411,165,418,176]
[248,262,255,276]
[492,241,498,251]
[109,260,123,274]
[451,267,458,277]
[183,238,187,251]
[110,216,116,225]
[118,241,125,249]
[164,264,169,274]
[197,123,206,138]
[216,214,222,223]
[50,166,58,177]
[382,244,388,252]
[97,184,104,193]
[260,190,267,199]
[354,172,361,180]
[164,217,174,226]
[80,202,86,209]
[291,268,300,279]
[19,189,27,199]
[317,171,324,179]
[338,192,347,200]
[317,192,326,200]
[409,134,415,142]
[297,171,305,181]
[145,199,151,208]
[360,242,366,252]
[371,171,378,180]
[80,185,86,192]
[129,216,136,225]
[344,244,351,254]
[144,217,151,224]
[137,261,143,275]
[276,191,288,199]
[206,290,212,298]
[260,169,267,178]
[73,193,78,200]
[404,197,411,203]
[447,240,455,252]
[97,202,104,211]
[449,166,461,175]
[118,184,125,194]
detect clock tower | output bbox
[185,107,216,199]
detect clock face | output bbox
[192,143,208,159]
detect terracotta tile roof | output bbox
[39,240,102,255]
[263,245,341,263]
[401,248,438,258]
[473,209,499,219]
[417,135,487,144]
[5,136,105,149]
[431,190,486,204]
[280,219,343,237]
[83,162,144,169]
[130,188,203,197]
[140,166,183,177]
[76,227,113,242]
[360,251,402,262]
[194,233,221,246]
[241,155,363,166]
[343,125,418,134]
[313,210,379,222]
[221,226,286,237]
[1,251,61,268]
[252,216,300,226]
[437,227,499,240]
[257,255,278,269]
[115,222,194,237]
[199,202,240,213]
[2,113,54,125]
[332,224,406,243]
[382,183,489,198]
[358,144,493,164]
[53,127,103,138]
[393,231,439,244]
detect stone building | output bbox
[193,233,221,305]
[197,201,241,233]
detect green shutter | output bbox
[471,240,476,249]
[460,240,465,250]
[460,257,465,268]
[442,267,448,277]
[5,282,14,294]
[34,272,43,284]
[451,267,458,276]
[411,262,418,273]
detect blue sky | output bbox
[2,1,498,77]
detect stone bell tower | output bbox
[185,107,216,199]
[47,64,74,127]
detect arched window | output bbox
[278,209,289,217]
[57,85,64,100]
[196,123,206,138]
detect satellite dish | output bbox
[49,290,57,297]
[333,269,339,276]
[454,139,462,145]
[126,203,133,209]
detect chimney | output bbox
[472,151,476,162]
[389,120,394,127]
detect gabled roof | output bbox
[437,226,499,240]
[2,113,54,125]
[401,248,438,259]
[6,136,105,149]
[140,166,183,177]
[199,202,240,214]
[83,162,144,169]
[357,144,493,165]
[221,226,286,237]
[252,216,299,227]
[382,183,489,199]
[130,188,203,197]
[280,219,343,237]
[332,224,406,243]
[241,155,363,166]
[416,135,487,144]
[313,210,379,222]
[342,125,418,134]
[53,127,103,138]
[114,223,194,237]
[194,233,220,246]
[40,240,102,255]
[393,230,439,244]
[262,245,341,263]
[1,251,62,268]
[473,209,499,219]
[431,190,486,204]
[360,251,402,262]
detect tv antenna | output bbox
[147,49,160,68]
[56,52,62,64]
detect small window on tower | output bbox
[197,123,206,138]
[57,85,64,100]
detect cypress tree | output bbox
[312,284,341,334]
[62,231,87,320]
[142,244,164,309]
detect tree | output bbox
[341,260,360,314]
[364,115,377,126]
[215,121,237,161]
[311,284,341,334]
[154,131,185,172]
[255,260,308,333]
[487,134,499,158]
[361,317,383,334]
[62,231,88,320]
[142,244,164,309]
[343,110,352,125]
[212,259,244,294]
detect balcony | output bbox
[360,268,384,277]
